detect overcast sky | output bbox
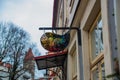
[0,0,54,55]
[0,0,54,78]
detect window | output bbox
[89,13,105,80]
[92,66,99,80]
[69,0,75,13]
[91,60,105,80]
[89,13,104,60]
[72,50,77,76]
[70,42,77,79]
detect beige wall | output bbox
[53,0,117,80]
[81,30,90,80]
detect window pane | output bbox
[101,63,105,80]
[72,52,77,75]
[91,16,103,60]
[71,49,77,77]
[91,28,98,59]
[92,68,99,80]
[98,19,104,52]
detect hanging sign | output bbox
[40,31,70,52]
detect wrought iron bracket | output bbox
[39,27,81,46]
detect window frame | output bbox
[89,12,105,80]
[69,0,75,13]
[91,59,105,80]
[89,12,104,64]
[70,42,77,79]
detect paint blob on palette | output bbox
[40,32,70,52]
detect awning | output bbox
[34,50,68,70]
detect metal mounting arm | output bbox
[39,27,81,46]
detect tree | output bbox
[0,22,40,80]
[30,43,41,57]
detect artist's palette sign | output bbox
[40,32,70,52]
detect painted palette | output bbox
[40,32,70,52]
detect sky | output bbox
[0,0,54,79]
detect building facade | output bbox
[0,65,9,80]
[0,62,12,80]
[23,48,35,80]
[52,0,120,80]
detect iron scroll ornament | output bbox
[40,31,70,52]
